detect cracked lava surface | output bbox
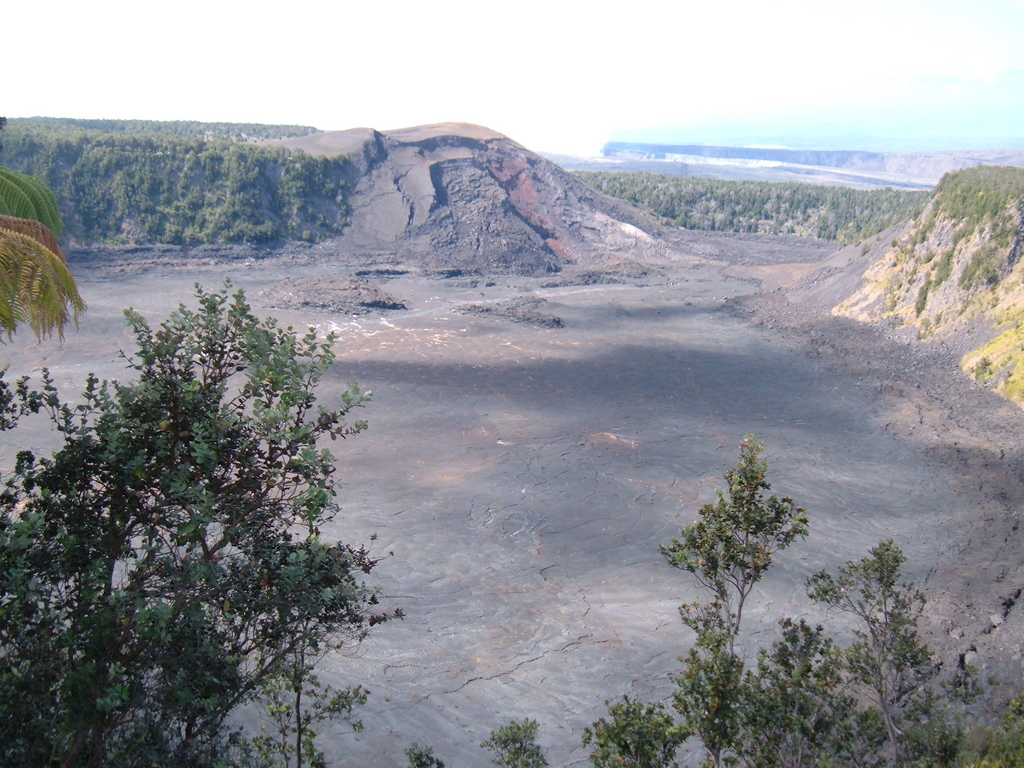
[6,243,1024,766]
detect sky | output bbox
[7,0,1024,155]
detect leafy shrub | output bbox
[481,719,548,768]
[0,285,390,766]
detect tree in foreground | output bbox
[671,603,746,768]
[250,645,369,768]
[661,435,808,768]
[582,695,687,768]
[405,742,446,768]
[807,540,934,767]
[738,617,866,768]
[660,436,809,644]
[481,718,548,768]
[0,285,390,767]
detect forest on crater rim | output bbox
[2,118,930,250]
[0,118,347,246]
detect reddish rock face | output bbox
[483,147,565,250]
[277,123,669,276]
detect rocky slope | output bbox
[271,123,680,277]
[790,166,1024,405]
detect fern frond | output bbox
[0,214,65,259]
[0,176,36,221]
[0,226,85,340]
[0,166,63,236]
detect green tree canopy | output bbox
[583,695,686,768]
[661,436,808,640]
[807,540,933,767]
[576,171,928,243]
[482,719,549,768]
[2,122,349,246]
[0,285,391,767]
[661,436,809,768]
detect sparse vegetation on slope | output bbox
[833,166,1024,404]
[575,171,928,243]
[1,119,348,245]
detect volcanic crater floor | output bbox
[5,239,1024,766]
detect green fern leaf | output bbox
[0,226,84,339]
[0,177,36,221]
[0,166,63,236]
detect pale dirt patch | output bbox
[725,261,821,291]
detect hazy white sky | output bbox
[7,0,1024,153]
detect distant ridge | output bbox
[593,141,1024,190]
[603,142,886,169]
